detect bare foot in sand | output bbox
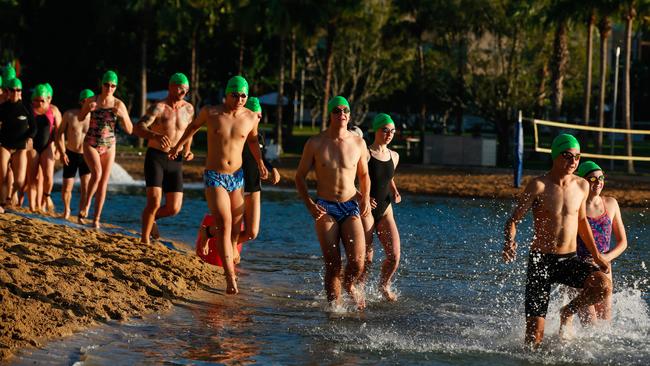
[349,285,366,310]
[92,220,101,229]
[226,275,239,295]
[233,245,241,265]
[0,206,4,214]
[381,285,397,302]
[198,226,210,256]
[77,211,87,225]
[559,305,575,340]
[151,221,160,239]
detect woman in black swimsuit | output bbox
[360,113,401,301]
[26,84,62,212]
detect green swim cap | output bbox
[102,70,118,85]
[32,84,48,100]
[5,78,21,89]
[169,72,189,86]
[3,65,16,83]
[79,89,95,101]
[245,97,261,113]
[551,133,580,160]
[575,161,602,177]
[0,75,2,88]
[225,75,248,94]
[327,96,350,114]
[372,113,394,131]
[44,83,53,98]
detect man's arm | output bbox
[55,112,70,164]
[356,139,371,217]
[133,103,169,147]
[246,117,268,180]
[295,138,324,219]
[503,180,538,262]
[577,186,610,272]
[169,107,206,159]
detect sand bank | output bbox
[0,211,224,361]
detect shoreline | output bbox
[0,210,225,361]
[117,154,650,207]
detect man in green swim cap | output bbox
[134,72,196,244]
[296,95,371,310]
[503,133,611,347]
[56,89,95,220]
[169,75,267,295]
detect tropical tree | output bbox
[595,1,620,151]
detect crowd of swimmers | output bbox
[0,67,627,347]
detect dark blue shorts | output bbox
[315,197,360,223]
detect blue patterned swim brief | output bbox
[315,197,360,223]
[203,169,244,192]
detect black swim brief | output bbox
[144,147,183,193]
[525,251,599,318]
[62,150,90,179]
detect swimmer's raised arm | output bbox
[134,103,169,146]
[115,100,133,135]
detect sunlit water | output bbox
[8,182,650,365]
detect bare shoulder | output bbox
[389,149,400,159]
[602,195,620,211]
[62,108,79,120]
[50,104,61,114]
[306,132,326,148]
[574,175,590,191]
[526,175,547,194]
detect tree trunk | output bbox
[550,20,569,120]
[138,29,147,148]
[190,27,200,109]
[597,17,612,152]
[623,5,636,173]
[583,11,595,125]
[276,36,285,151]
[454,37,466,135]
[417,42,426,135]
[322,22,336,130]
[238,36,245,75]
[536,61,549,118]
[290,30,298,131]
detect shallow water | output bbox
[9,184,650,365]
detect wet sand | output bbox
[0,210,225,361]
[119,154,650,207]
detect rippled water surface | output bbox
[9,183,650,365]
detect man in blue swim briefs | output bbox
[169,75,267,295]
[295,96,371,310]
[502,134,611,347]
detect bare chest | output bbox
[207,114,251,144]
[315,140,360,170]
[535,184,583,216]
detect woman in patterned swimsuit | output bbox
[78,70,133,228]
[575,161,628,321]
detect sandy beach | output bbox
[0,210,225,361]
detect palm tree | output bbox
[622,1,637,173]
[583,7,596,125]
[596,15,612,152]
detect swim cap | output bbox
[102,70,118,85]
[575,161,602,177]
[79,89,95,101]
[2,65,16,83]
[44,83,53,98]
[5,78,21,89]
[0,75,2,88]
[245,97,261,112]
[225,75,248,94]
[327,96,350,114]
[169,72,189,86]
[551,133,580,160]
[372,113,394,131]
[32,84,48,100]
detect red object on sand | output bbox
[195,214,243,267]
